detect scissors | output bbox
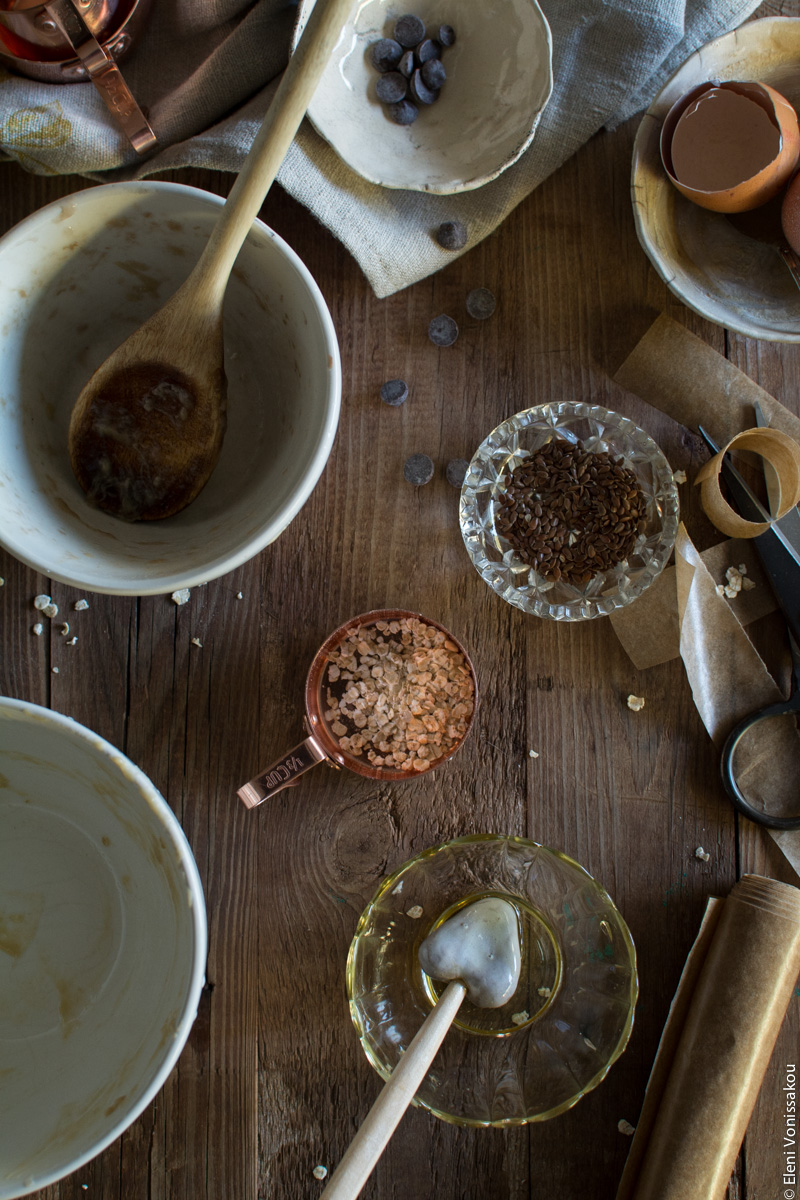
[698,415,800,830]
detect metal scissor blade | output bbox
[698,425,800,650]
[753,400,800,551]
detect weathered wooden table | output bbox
[2,7,799,1194]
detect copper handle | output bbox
[43,0,156,154]
[237,734,330,808]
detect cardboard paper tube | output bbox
[617,875,800,1200]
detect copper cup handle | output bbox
[237,734,331,808]
[43,0,157,154]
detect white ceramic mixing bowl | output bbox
[0,181,341,595]
[0,698,207,1198]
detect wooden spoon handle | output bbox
[319,981,467,1200]
[192,0,353,298]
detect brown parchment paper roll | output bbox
[617,874,800,1200]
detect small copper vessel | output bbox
[0,0,156,153]
[238,609,479,808]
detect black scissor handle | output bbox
[720,692,800,830]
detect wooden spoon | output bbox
[321,897,522,1199]
[319,981,467,1200]
[68,0,352,522]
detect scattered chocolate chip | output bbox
[435,220,467,251]
[388,99,418,125]
[446,458,470,487]
[394,14,425,48]
[380,379,408,406]
[428,314,459,346]
[438,24,456,47]
[376,71,407,103]
[370,37,403,72]
[421,58,446,90]
[404,453,435,485]
[411,69,438,105]
[399,49,414,77]
[466,287,496,320]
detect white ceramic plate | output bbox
[293,0,553,193]
[631,16,800,342]
[0,698,207,1198]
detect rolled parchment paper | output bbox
[617,874,800,1200]
[695,426,800,538]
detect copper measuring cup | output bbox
[237,609,478,809]
[0,0,155,153]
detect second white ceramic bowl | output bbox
[0,181,341,594]
[0,697,207,1198]
[293,0,553,193]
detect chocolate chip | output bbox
[446,458,470,487]
[416,38,439,64]
[388,99,418,125]
[421,58,446,90]
[466,287,496,320]
[380,379,408,406]
[399,49,414,77]
[438,24,456,47]
[370,38,403,72]
[411,69,438,106]
[428,314,459,347]
[394,14,425,48]
[404,453,435,485]
[376,71,407,103]
[435,220,468,251]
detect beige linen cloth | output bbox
[0,0,762,297]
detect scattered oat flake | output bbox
[529,749,539,758]
[171,589,190,605]
[673,469,687,484]
[695,846,710,862]
[32,623,43,636]
[715,584,725,597]
[73,599,89,611]
[742,576,756,590]
[191,637,203,648]
[618,1119,636,1137]
[58,623,69,636]
[392,881,404,895]
[33,594,51,610]
[0,577,4,586]
[52,667,59,675]
[537,986,551,997]
[236,591,243,600]
[627,694,645,712]
[67,637,78,646]
[407,905,424,919]
[312,1166,328,1181]
[43,603,58,619]
[738,563,747,575]
[583,1037,597,1051]
[511,1010,529,1026]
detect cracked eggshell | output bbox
[660,80,800,212]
